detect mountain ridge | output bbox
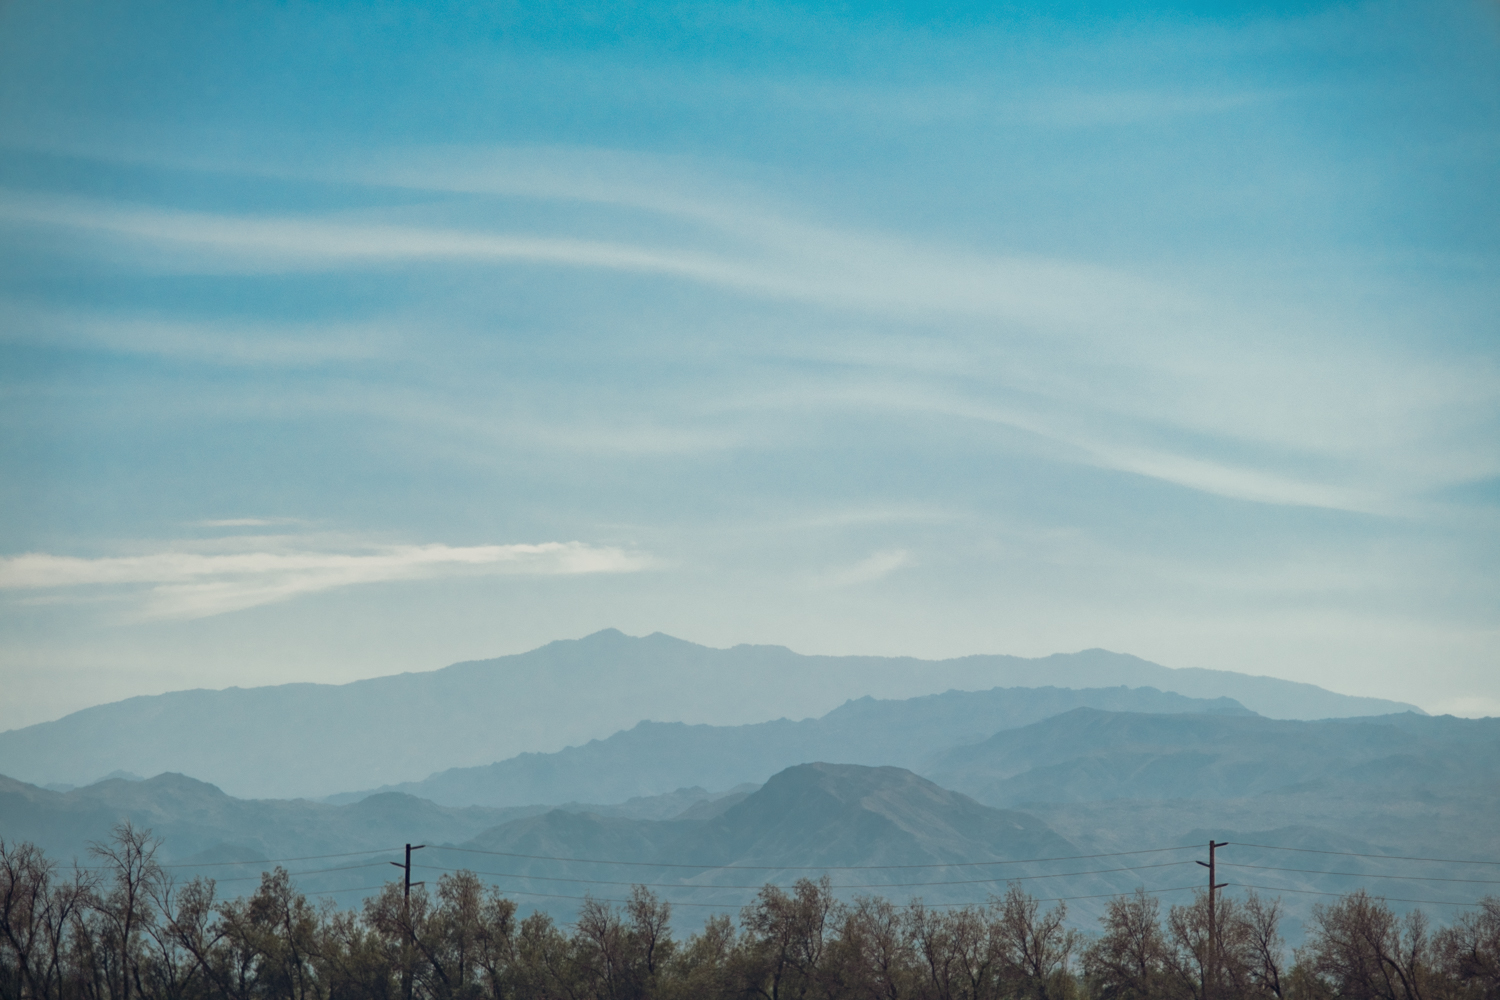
[335,683,1254,807]
[925,707,1500,808]
[0,630,1422,798]
[2,709,1493,932]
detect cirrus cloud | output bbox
[0,540,649,620]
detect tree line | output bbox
[3,827,1497,1000]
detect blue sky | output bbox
[1,0,1497,730]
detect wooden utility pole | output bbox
[390,843,426,900]
[1196,841,1229,1000]
[390,844,426,1000]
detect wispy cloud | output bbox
[0,540,649,619]
[2,151,1494,520]
[0,188,1179,331]
[816,549,913,589]
[0,300,395,366]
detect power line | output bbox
[1229,882,1489,908]
[410,859,1196,891]
[201,862,390,884]
[69,849,398,871]
[305,884,395,897]
[261,876,1497,912]
[472,883,1209,910]
[68,841,1498,875]
[1230,844,1500,866]
[160,849,396,868]
[63,838,1500,910]
[425,844,1198,871]
[1222,863,1500,885]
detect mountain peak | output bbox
[694,762,1076,867]
[463,761,1078,877]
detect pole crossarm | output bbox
[393,844,427,900]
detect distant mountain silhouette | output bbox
[437,763,1089,910]
[0,772,523,868]
[2,712,1494,931]
[677,762,1076,868]
[0,772,744,871]
[341,684,1253,807]
[0,630,1419,798]
[380,753,1499,923]
[469,763,1072,868]
[924,708,1500,806]
[0,762,1086,911]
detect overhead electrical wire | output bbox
[305,884,393,897]
[67,848,399,871]
[447,883,1210,910]
[1222,863,1500,885]
[300,878,1489,911]
[1228,882,1487,908]
[73,842,1500,874]
[202,861,390,884]
[424,844,1200,871]
[63,839,1499,912]
[1230,843,1500,866]
[409,859,1197,891]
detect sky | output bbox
[0,0,1497,732]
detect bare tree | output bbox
[1297,890,1433,1000]
[824,896,913,1000]
[907,903,998,1000]
[991,883,1077,1000]
[1434,895,1500,1000]
[0,840,95,1000]
[1084,889,1170,1000]
[739,877,838,1000]
[1240,892,1287,999]
[88,823,166,1000]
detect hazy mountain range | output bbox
[3,724,1492,937]
[442,762,1093,913]
[1,630,1484,940]
[925,708,1500,806]
[0,762,1116,914]
[334,683,1251,807]
[0,630,1421,799]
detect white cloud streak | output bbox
[817,549,913,589]
[0,299,400,368]
[0,541,648,619]
[0,188,1179,332]
[2,152,1494,517]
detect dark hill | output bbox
[0,772,735,878]
[681,763,1074,868]
[0,772,530,866]
[442,763,1088,912]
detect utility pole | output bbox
[390,843,426,900]
[1196,841,1229,1000]
[390,844,426,1000]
